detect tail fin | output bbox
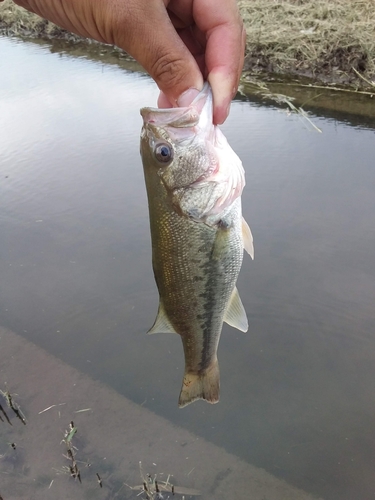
[178,359,220,408]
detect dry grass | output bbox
[239,0,375,86]
[1,0,375,87]
[0,1,84,41]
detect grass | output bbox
[1,0,375,88]
[0,1,81,42]
[238,0,375,87]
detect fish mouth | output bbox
[140,82,212,129]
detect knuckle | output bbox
[150,52,187,88]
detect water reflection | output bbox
[1,36,375,500]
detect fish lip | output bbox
[140,107,200,130]
[140,83,212,128]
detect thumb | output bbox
[112,1,204,105]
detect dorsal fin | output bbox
[242,217,254,259]
[148,302,178,334]
[223,287,248,332]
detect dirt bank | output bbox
[1,0,374,90]
[240,0,375,89]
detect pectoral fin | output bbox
[223,287,248,332]
[148,302,178,334]
[242,217,254,259]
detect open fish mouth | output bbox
[140,83,215,144]
[140,82,212,128]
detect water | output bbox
[1,36,375,499]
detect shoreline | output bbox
[1,0,374,91]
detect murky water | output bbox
[1,36,375,500]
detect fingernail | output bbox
[177,88,201,107]
[208,72,235,124]
[213,100,231,125]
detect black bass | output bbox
[140,83,253,408]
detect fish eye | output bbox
[154,143,173,163]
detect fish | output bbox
[140,83,253,408]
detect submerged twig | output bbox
[64,421,77,443]
[96,472,103,488]
[262,91,322,132]
[0,390,26,425]
[38,403,66,414]
[61,421,81,485]
[0,404,11,426]
[125,462,201,498]
[240,77,323,132]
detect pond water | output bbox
[1,36,375,500]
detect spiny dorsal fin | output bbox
[148,302,178,334]
[242,217,254,259]
[223,287,248,332]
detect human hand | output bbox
[13,0,245,124]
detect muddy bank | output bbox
[1,0,374,91]
[0,327,322,500]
